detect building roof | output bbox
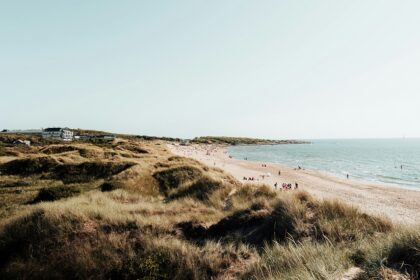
[44,128,62,132]
[43,127,71,132]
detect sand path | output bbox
[169,144,420,225]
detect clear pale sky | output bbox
[1,1,420,139]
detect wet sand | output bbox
[169,143,420,225]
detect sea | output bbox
[227,139,420,189]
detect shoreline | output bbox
[169,143,420,225]
[226,143,420,192]
[226,144,419,192]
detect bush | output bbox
[32,186,81,203]
[168,177,222,201]
[40,145,81,154]
[118,144,149,154]
[315,200,392,242]
[107,250,185,280]
[100,182,120,192]
[51,161,135,183]
[153,166,203,193]
[360,230,420,278]
[0,157,59,176]
[206,200,296,246]
[386,232,420,275]
[0,181,30,188]
[244,241,351,279]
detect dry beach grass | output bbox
[0,134,418,279]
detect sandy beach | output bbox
[169,143,420,225]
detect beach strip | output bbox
[168,143,420,225]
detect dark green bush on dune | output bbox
[168,177,223,201]
[0,157,60,176]
[32,186,81,203]
[359,230,420,278]
[153,166,203,193]
[51,161,135,183]
[100,182,120,192]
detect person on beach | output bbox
[295,182,298,189]
[278,170,281,176]
[274,182,278,189]
[347,174,349,179]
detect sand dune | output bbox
[169,143,420,225]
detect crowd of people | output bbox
[174,144,302,192]
[274,182,298,190]
[241,166,300,191]
[243,176,256,181]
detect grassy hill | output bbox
[0,134,418,279]
[192,136,309,145]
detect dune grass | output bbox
[192,136,308,145]
[31,186,81,203]
[0,136,418,279]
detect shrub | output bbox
[51,161,135,183]
[244,241,351,279]
[168,177,222,201]
[100,182,120,192]
[0,157,59,176]
[107,250,186,280]
[315,200,393,242]
[0,148,19,157]
[32,186,81,203]
[233,184,277,201]
[206,199,297,246]
[0,181,30,188]
[118,144,149,154]
[386,231,420,276]
[153,166,203,193]
[40,145,81,154]
[360,229,420,278]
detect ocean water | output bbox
[228,139,420,189]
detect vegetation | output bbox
[192,136,309,145]
[0,133,418,279]
[32,186,81,203]
[135,135,183,142]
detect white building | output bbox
[42,127,73,141]
[13,140,31,146]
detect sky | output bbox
[1,1,420,139]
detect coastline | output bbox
[227,143,420,192]
[169,143,420,225]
